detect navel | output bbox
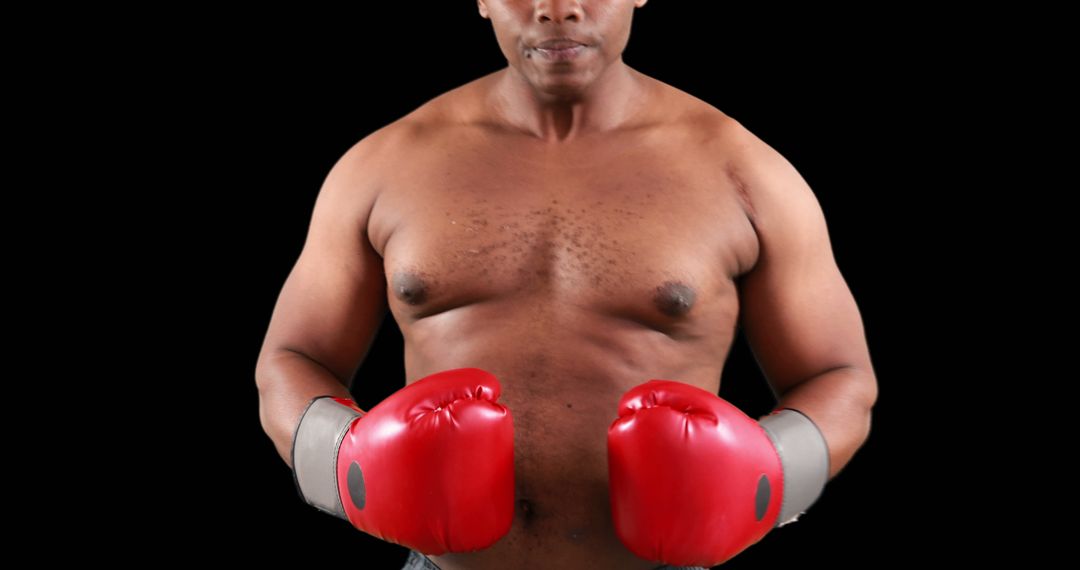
[517,497,536,523]
[566,527,587,543]
[653,280,697,317]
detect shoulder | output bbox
[638,75,745,156]
[399,70,500,131]
[700,114,829,265]
[680,106,811,234]
[653,85,825,246]
[310,110,427,219]
[641,81,760,210]
[330,83,468,185]
[355,73,495,162]
[319,76,494,225]
[639,73,761,157]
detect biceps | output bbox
[738,245,866,394]
[723,117,871,393]
[261,195,388,385]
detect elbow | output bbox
[253,347,293,405]
[254,346,282,391]
[254,374,275,438]
[255,381,271,432]
[861,367,877,403]
[254,370,294,467]
[854,370,877,447]
[254,356,284,437]
[833,366,877,451]
[845,364,878,413]
[841,374,877,479]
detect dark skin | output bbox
[255,1,878,569]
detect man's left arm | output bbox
[725,119,879,481]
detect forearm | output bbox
[763,366,877,480]
[255,349,355,468]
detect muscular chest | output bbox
[369,141,758,336]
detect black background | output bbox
[82,2,1020,566]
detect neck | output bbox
[488,58,648,145]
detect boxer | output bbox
[256,1,878,568]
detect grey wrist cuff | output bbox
[759,408,830,528]
[290,396,364,521]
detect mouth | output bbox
[531,44,588,62]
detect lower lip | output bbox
[534,45,587,62]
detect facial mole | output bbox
[653,280,697,317]
[391,271,428,305]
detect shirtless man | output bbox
[254,1,878,569]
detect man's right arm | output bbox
[254,133,389,468]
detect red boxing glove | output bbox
[608,379,829,567]
[291,367,515,554]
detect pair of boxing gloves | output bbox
[290,367,829,567]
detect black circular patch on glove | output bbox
[755,474,771,521]
[347,461,366,510]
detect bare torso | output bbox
[366,68,760,570]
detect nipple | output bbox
[653,280,697,317]
[392,270,429,305]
